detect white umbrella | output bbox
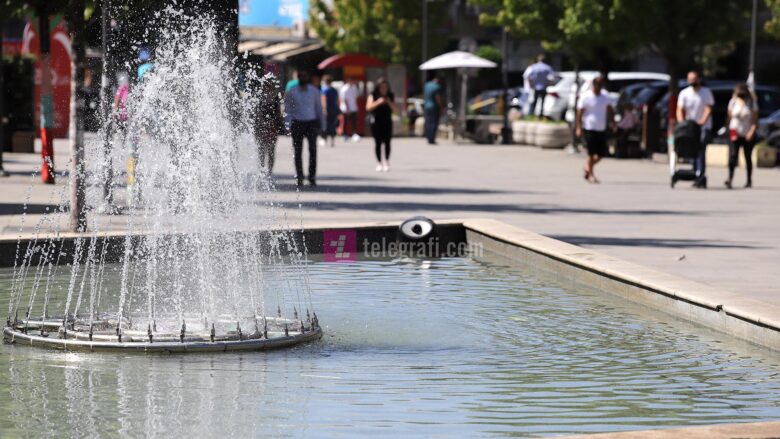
[419,51,497,70]
[419,51,497,138]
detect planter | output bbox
[511,120,530,144]
[534,123,571,148]
[12,131,35,153]
[756,143,777,168]
[511,120,570,148]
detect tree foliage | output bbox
[309,0,445,66]
[470,0,751,92]
[469,0,629,64]
[766,0,780,38]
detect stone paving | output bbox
[1,134,778,306]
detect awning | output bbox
[237,41,269,53]
[255,42,303,56]
[270,43,323,61]
[318,53,385,70]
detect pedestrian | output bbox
[366,78,398,172]
[113,73,130,135]
[339,77,360,142]
[320,75,339,147]
[256,76,282,174]
[523,54,554,118]
[285,70,299,92]
[676,70,714,189]
[284,70,324,188]
[423,75,444,145]
[576,76,613,184]
[724,83,758,189]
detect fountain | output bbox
[3,9,321,352]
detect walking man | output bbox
[523,54,554,118]
[676,70,714,188]
[284,70,324,188]
[576,76,613,184]
[423,75,444,145]
[339,77,360,142]
[320,75,339,147]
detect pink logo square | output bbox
[323,229,357,262]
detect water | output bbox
[2,254,780,437]
[7,10,312,342]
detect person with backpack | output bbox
[676,71,714,188]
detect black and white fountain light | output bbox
[4,9,321,352]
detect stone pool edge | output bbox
[462,218,780,352]
[1,218,778,351]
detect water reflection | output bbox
[1,257,780,437]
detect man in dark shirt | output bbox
[423,75,444,145]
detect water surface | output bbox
[2,255,780,437]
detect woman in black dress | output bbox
[366,78,398,171]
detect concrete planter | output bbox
[707,142,776,169]
[756,143,777,168]
[511,120,570,148]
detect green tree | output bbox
[766,0,780,37]
[309,0,445,67]
[469,0,631,68]
[621,0,749,95]
[470,0,751,96]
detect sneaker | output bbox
[376,163,383,172]
[308,178,317,187]
[382,163,390,172]
[724,180,732,189]
[317,138,326,148]
[351,134,361,142]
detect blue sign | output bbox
[239,0,309,27]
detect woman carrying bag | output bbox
[725,84,758,189]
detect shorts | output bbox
[583,130,608,157]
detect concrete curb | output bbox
[2,218,778,351]
[462,218,780,351]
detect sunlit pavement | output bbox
[1,133,779,306]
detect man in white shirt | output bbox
[676,70,714,188]
[576,76,613,183]
[523,54,554,118]
[339,77,360,141]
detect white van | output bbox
[563,71,670,123]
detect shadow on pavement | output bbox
[288,200,708,216]
[0,203,65,215]
[271,183,523,195]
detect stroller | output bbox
[670,120,704,188]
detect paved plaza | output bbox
[1,135,778,306]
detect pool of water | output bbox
[2,254,780,437]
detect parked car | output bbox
[539,71,596,120]
[757,108,780,141]
[468,87,528,116]
[561,71,670,122]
